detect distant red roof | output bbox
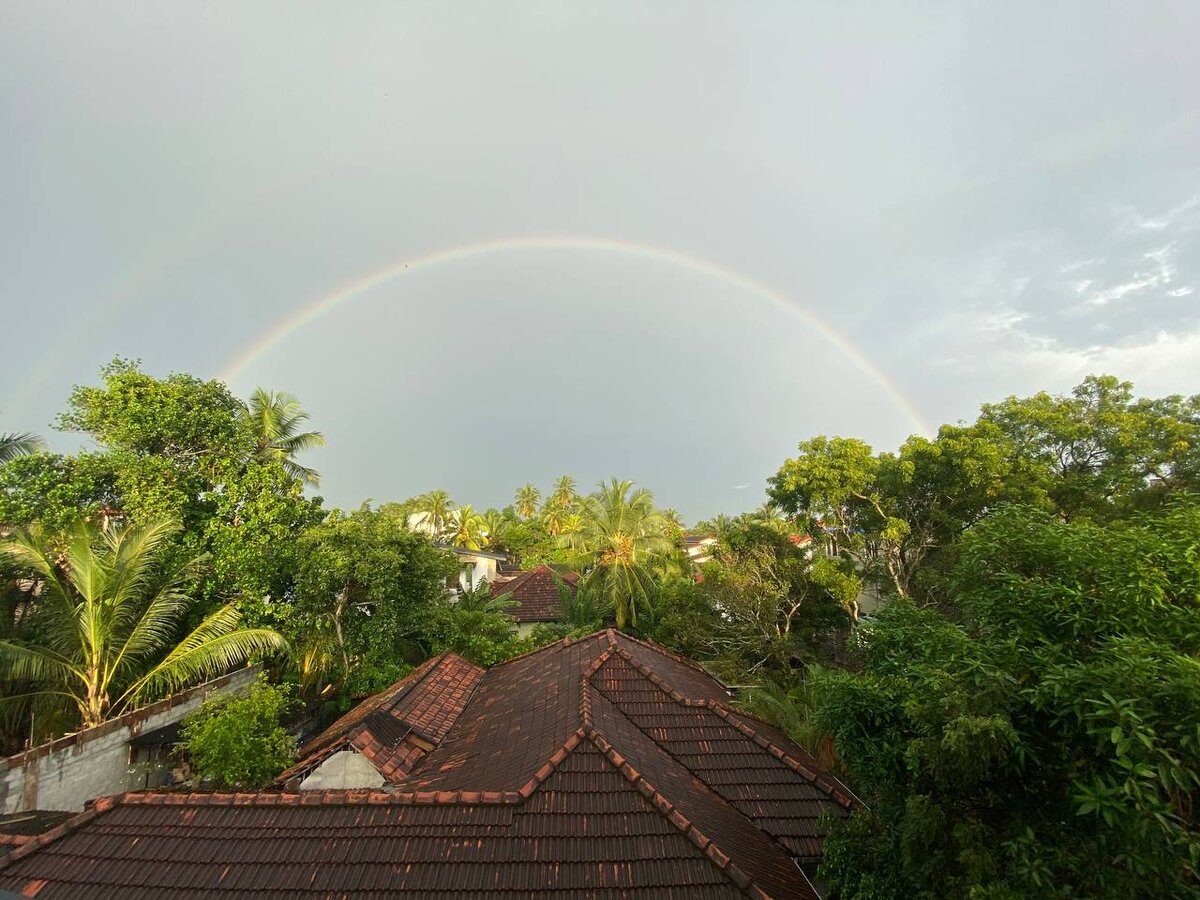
[0,630,856,899]
[490,565,579,623]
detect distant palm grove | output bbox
[2,357,1197,898]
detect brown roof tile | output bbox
[491,565,579,622]
[276,652,484,786]
[1,628,854,899]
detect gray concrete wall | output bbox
[0,667,257,814]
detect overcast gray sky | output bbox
[3,2,1198,520]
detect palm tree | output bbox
[562,479,676,629]
[514,484,541,519]
[444,504,486,551]
[414,490,454,536]
[0,430,43,465]
[481,509,510,550]
[549,475,578,510]
[243,389,326,485]
[0,518,287,729]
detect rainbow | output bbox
[220,236,930,434]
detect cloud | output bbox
[731,483,751,490]
[1082,243,1178,307]
[1115,195,1200,235]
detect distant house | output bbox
[439,544,507,591]
[2,631,858,898]
[489,565,580,635]
[683,533,718,565]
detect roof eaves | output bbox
[0,798,117,869]
[611,645,859,810]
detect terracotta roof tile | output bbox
[277,652,484,786]
[491,565,579,622]
[1,629,853,899]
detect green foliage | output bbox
[697,523,855,676]
[813,503,1200,899]
[290,506,457,694]
[181,677,297,788]
[979,375,1200,521]
[1,518,287,730]
[0,452,116,535]
[59,357,251,461]
[514,483,541,519]
[243,388,326,485]
[0,430,44,465]
[562,479,682,629]
[420,598,528,666]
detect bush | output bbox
[181,677,297,788]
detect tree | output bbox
[769,428,1016,597]
[0,518,287,730]
[812,503,1200,899]
[542,502,569,537]
[699,523,857,673]
[413,490,454,536]
[979,375,1200,520]
[181,676,296,788]
[514,483,541,519]
[480,508,511,550]
[548,475,577,511]
[43,359,324,612]
[242,389,325,486]
[562,479,677,629]
[444,504,486,550]
[58,358,249,465]
[291,506,456,695]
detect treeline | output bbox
[2,361,1197,895]
[757,375,1200,898]
[0,359,525,754]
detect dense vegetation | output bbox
[2,362,1197,894]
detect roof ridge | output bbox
[609,646,856,808]
[485,628,607,669]
[582,727,778,900]
[275,652,467,785]
[615,630,717,677]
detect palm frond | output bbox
[116,604,288,711]
[0,431,44,464]
[0,639,84,687]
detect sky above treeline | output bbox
[2,3,1198,520]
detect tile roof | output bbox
[276,652,485,786]
[0,630,856,899]
[490,565,580,623]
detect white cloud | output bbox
[1167,285,1195,297]
[1081,243,1178,306]
[1059,258,1103,274]
[1115,195,1200,235]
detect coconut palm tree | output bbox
[514,483,541,519]
[243,389,325,485]
[549,475,578,510]
[444,504,487,551]
[481,509,510,550]
[414,490,454,536]
[561,479,676,629]
[0,430,43,465]
[0,518,287,729]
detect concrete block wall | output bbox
[0,667,257,814]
